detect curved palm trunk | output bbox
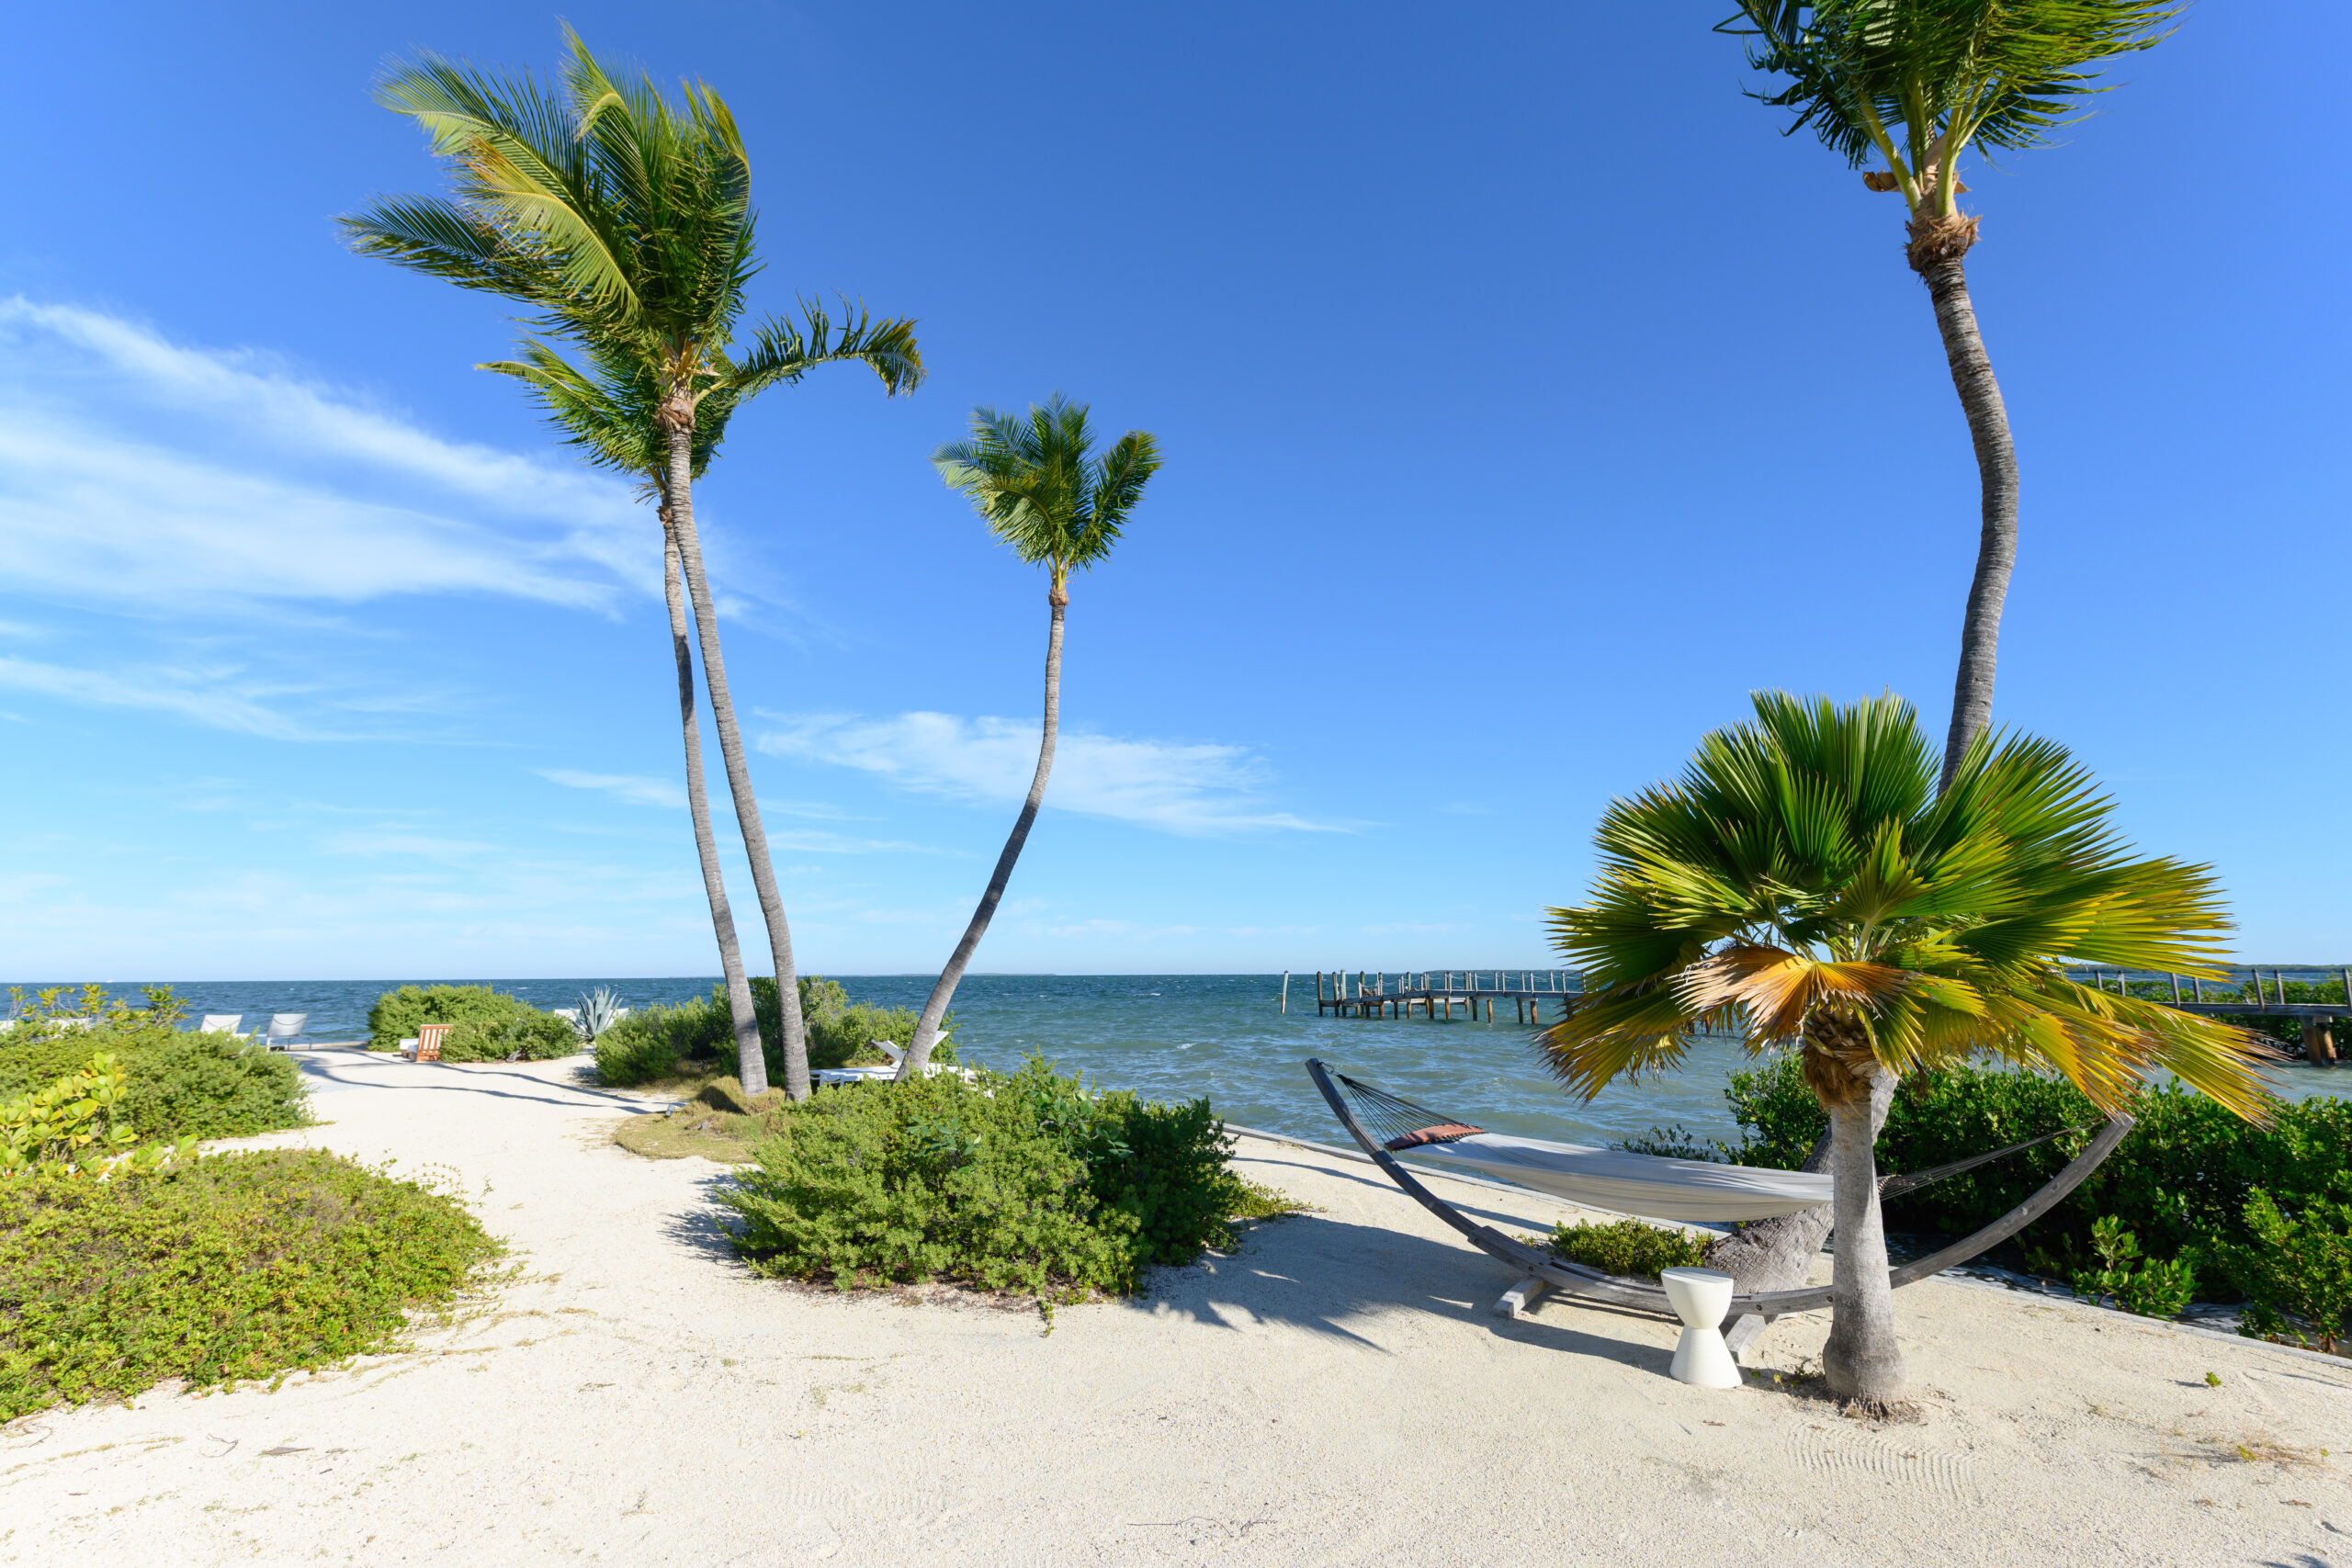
[900,592,1065,1078]
[1919,252,2019,790]
[662,425,808,1100]
[1820,1073,1907,1406]
[662,510,762,1084]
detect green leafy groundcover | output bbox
[718,1058,1291,1299]
[365,984,579,1061]
[1547,1217,1709,1280]
[595,976,952,1088]
[0,1149,503,1421]
[0,1019,306,1142]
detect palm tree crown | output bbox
[1542,692,2273,1121]
[933,395,1160,599]
[341,26,922,426]
[1722,1,2175,247]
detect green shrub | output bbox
[592,976,949,1088]
[592,1010,688,1087]
[366,985,576,1056]
[718,1058,1288,1297]
[439,1010,579,1063]
[0,1055,194,1180]
[1721,1054,2352,1303]
[0,1011,304,1143]
[1546,1216,1711,1280]
[2067,1215,2198,1318]
[0,1148,503,1420]
[2204,1189,2352,1354]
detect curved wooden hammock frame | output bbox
[1303,1057,2132,1328]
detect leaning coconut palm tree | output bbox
[1719,2,2176,784]
[340,29,924,1097]
[478,338,767,1087]
[896,397,1161,1079]
[1540,692,2271,1409]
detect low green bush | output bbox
[2067,1215,2198,1319]
[1,1054,194,1180]
[1718,1054,2352,1308]
[0,1147,503,1420]
[2203,1190,2352,1354]
[439,1010,579,1063]
[366,985,578,1058]
[718,1057,1289,1298]
[1546,1216,1710,1280]
[0,988,304,1142]
[594,976,949,1088]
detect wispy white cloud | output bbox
[0,299,650,612]
[315,830,507,861]
[538,769,688,809]
[537,768,869,826]
[769,829,950,855]
[756,711,1339,836]
[0,655,318,739]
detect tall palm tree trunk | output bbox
[1917,244,2019,790]
[1818,1069,1907,1406]
[900,590,1066,1078]
[662,509,763,1083]
[662,424,809,1100]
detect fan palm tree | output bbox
[895,397,1161,1079]
[1539,692,2271,1408]
[1719,2,2177,785]
[339,29,924,1097]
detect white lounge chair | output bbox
[199,1013,246,1037]
[261,1012,309,1051]
[815,1038,975,1087]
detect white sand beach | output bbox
[7,1051,2348,1567]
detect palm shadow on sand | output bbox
[1125,1162,1678,1377]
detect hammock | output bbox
[1305,1058,2132,1328]
[1329,1071,2083,1225]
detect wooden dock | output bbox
[1289,964,2352,1061]
[2072,965,2352,1065]
[1300,970,1576,1023]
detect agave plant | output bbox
[576,987,627,1042]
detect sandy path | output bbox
[6,1050,2348,1566]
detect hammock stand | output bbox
[1304,1057,2132,1336]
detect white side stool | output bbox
[1659,1267,1742,1389]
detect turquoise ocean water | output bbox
[14,973,2346,1147]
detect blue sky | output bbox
[2,2,2345,981]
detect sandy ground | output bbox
[6,1051,2350,1567]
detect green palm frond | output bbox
[346,26,922,464]
[1540,692,2277,1119]
[932,394,1161,588]
[723,299,925,400]
[481,337,735,499]
[1721,0,2178,213]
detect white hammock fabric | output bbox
[1398,1133,1833,1224]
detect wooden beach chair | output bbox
[402,1023,452,1063]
